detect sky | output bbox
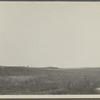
[0,2,100,68]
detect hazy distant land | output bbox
[0,66,100,94]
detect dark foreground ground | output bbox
[0,66,100,94]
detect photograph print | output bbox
[0,2,100,95]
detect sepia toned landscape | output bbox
[0,66,100,95]
[0,2,100,95]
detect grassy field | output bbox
[0,66,100,94]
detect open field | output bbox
[0,66,100,94]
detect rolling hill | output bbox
[0,66,100,94]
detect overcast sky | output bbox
[0,2,100,68]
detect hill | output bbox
[0,66,100,94]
